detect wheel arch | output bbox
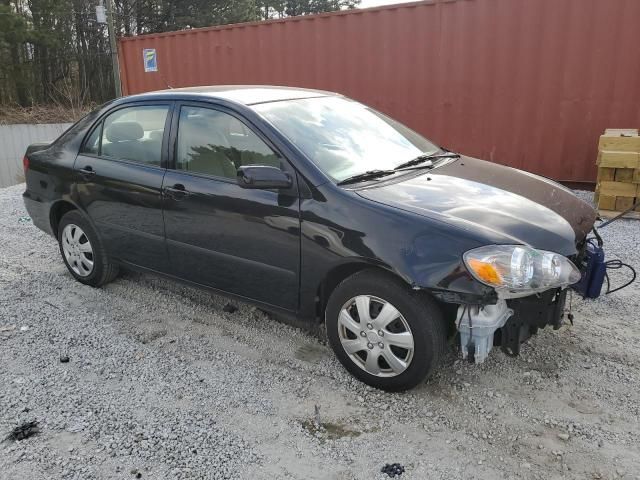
[50,200,78,238]
[315,261,413,323]
[49,199,93,238]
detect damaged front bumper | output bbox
[454,232,606,363]
[501,289,567,356]
[456,288,568,363]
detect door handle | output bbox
[79,166,96,178]
[164,183,191,200]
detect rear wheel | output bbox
[326,270,446,391]
[57,210,119,287]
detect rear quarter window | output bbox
[82,123,102,155]
[53,101,115,148]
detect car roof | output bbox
[124,85,339,106]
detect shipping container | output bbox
[118,0,640,185]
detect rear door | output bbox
[74,102,173,272]
[162,103,301,311]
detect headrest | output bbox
[106,122,144,142]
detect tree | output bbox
[0,0,360,109]
[0,1,30,105]
[257,0,359,19]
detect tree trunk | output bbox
[9,43,29,106]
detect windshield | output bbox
[253,96,439,182]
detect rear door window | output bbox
[82,105,169,167]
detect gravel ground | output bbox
[1,183,639,480]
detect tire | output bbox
[57,210,119,287]
[325,269,446,391]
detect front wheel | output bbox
[325,270,446,391]
[57,210,119,287]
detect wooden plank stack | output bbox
[595,129,640,219]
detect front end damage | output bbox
[501,289,568,356]
[441,196,610,363]
[452,230,607,364]
[455,289,568,363]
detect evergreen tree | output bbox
[0,0,360,107]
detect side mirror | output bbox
[237,165,292,190]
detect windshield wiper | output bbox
[337,169,397,186]
[394,152,460,170]
[337,152,461,186]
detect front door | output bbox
[162,104,301,311]
[74,102,172,272]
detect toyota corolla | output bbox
[22,86,597,391]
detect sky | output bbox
[357,0,415,9]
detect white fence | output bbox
[0,123,72,188]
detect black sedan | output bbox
[23,86,596,391]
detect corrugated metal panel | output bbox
[118,0,640,184]
[0,123,72,188]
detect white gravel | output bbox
[1,184,639,479]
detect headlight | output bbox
[463,245,581,298]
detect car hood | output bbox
[356,156,597,256]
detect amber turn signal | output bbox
[466,258,502,286]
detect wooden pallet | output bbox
[598,209,640,220]
[595,129,640,219]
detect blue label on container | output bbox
[143,48,157,72]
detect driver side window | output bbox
[175,106,280,179]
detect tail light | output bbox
[23,155,29,174]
